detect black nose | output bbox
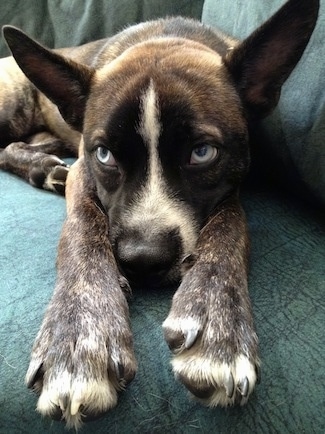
[115,229,181,284]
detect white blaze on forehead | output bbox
[138,79,161,149]
[127,80,198,257]
[137,80,164,217]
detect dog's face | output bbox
[82,41,249,285]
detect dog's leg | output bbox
[25,157,137,428]
[0,132,77,194]
[163,195,259,405]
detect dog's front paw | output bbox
[163,264,259,406]
[26,298,136,429]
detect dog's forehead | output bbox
[137,80,227,152]
[85,41,246,145]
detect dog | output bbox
[0,0,319,428]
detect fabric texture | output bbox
[0,0,324,433]
[0,0,204,56]
[1,172,324,433]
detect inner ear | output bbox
[223,0,319,118]
[3,25,94,131]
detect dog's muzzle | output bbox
[114,227,182,286]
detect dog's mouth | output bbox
[116,250,182,288]
[120,267,180,289]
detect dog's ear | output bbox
[3,26,94,131]
[224,0,319,119]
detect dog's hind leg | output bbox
[0,131,76,194]
[0,56,79,194]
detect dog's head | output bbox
[3,0,319,286]
[80,40,252,285]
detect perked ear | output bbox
[2,25,94,131]
[224,0,319,119]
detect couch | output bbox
[0,1,324,433]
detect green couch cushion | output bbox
[202,0,325,206]
[0,0,204,56]
[1,171,324,433]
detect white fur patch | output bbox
[129,80,198,257]
[42,159,68,192]
[36,370,118,430]
[138,79,161,149]
[162,316,201,335]
[171,352,257,407]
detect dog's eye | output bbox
[190,145,218,165]
[96,146,117,167]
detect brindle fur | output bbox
[0,0,319,428]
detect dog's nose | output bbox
[116,229,181,284]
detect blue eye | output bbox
[96,146,117,167]
[190,145,218,165]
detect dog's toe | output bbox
[25,358,45,393]
[177,374,216,399]
[113,359,136,386]
[172,352,258,407]
[163,317,201,354]
[29,155,69,194]
[48,165,69,194]
[35,372,118,429]
[43,162,69,194]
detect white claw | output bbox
[224,373,235,398]
[184,329,198,349]
[59,397,67,412]
[70,400,81,416]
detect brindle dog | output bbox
[0,0,319,428]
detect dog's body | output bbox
[0,0,319,428]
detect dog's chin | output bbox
[122,268,181,290]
